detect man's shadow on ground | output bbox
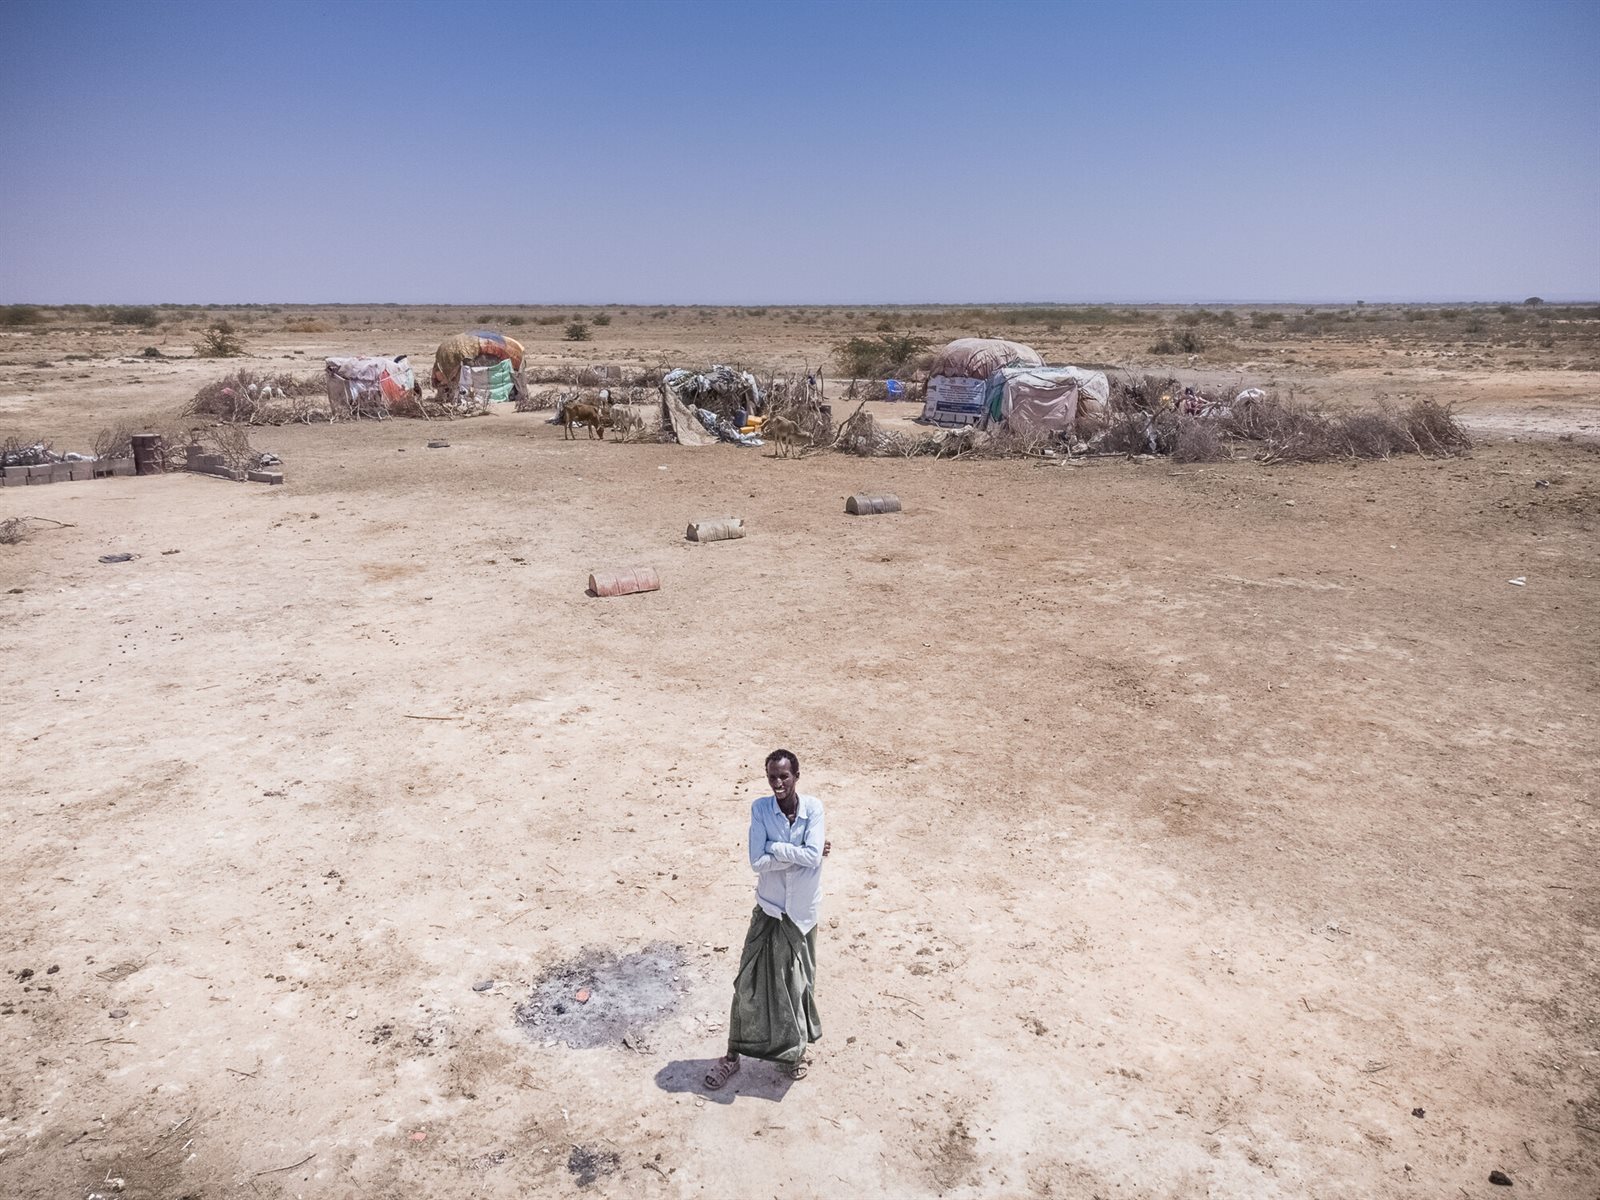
[655,1059,795,1105]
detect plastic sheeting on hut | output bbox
[659,367,764,446]
[921,338,1043,428]
[324,356,417,420]
[430,331,527,405]
[985,365,1111,437]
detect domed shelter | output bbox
[921,338,1042,428]
[430,330,528,407]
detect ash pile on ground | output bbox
[515,943,684,1049]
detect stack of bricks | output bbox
[185,449,283,485]
[1,460,135,487]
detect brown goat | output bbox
[563,402,611,440]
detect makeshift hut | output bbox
[985,365,1111,437]
[324,355,418,420]
[921,338,1043,428]
[659,366,764,446]
[430,331,527,407]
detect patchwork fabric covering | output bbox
[921,338,1043,428]
[458,360,517,404]
[324,356,417,419]
[430,331,526,404]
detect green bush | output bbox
[195,319,246,358]
[109,305,160,328]
[834,333,930,378]
[0,304,44,326]
[592,312,612,327]
[1150,329,1204,354]
[565,322,591,342]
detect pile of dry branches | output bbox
[187,370,328,425]
[1,436,55,467]
[1224,392,1470,463]
[1096,374,1470,464]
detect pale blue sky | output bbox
[1,0,1595,303]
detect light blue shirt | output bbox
[748,793,826,934]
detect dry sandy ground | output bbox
[1,318,1598,1199]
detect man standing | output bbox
[704,749,828,1088]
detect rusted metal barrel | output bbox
[846,492,901,515]
[589,567,661,597]
[130,433,166,476]
[687,518,745,543]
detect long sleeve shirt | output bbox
[748,793,825,934]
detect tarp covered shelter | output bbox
[921,338,1043,427]
[659,367,761,445]
[430,331,527,405]
[985,365,1111,437]
[660,370,725,445]
[324,356,417,419]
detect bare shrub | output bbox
[181,425,262,475]
[93,422,138,460]
[0,517,29,544]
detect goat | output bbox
[764,414,803,458]
[563,402,611,440]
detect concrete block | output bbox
[51,463,75,483]
[247,470,284,485]
[110,460,136,477]
[189,452,225,473]
[28,464,55,484]
[93,461,116,478]
[69,462,94,482]
[3,466,26,486]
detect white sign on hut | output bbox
[921,338,1042,428]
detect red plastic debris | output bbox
[575,988,591,1004]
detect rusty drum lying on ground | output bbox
[589,567,661,597]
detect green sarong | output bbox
[727,906,821,1064]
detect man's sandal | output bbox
[786,1057,809,1081]
[704,1056,740,1090]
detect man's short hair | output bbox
[764,748,800,777]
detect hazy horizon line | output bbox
[6,296,1597,309]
